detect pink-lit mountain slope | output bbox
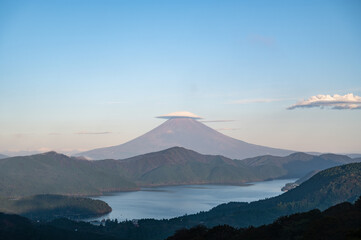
[78,118,294,160]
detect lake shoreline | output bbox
[89,177,299,197]
[85,179,297,221]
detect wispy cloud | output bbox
[201,120,235,123]
[75,131,112,135]
[287,93,361,110]
[229,98,289,104]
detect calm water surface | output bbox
[91,179,296,221]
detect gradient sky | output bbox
[1,0,361,155]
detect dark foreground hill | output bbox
[0,212,116,240]
[167,199,361,240]
[12,162,359,240]
[1,197,360,240]
[0,148,359,198]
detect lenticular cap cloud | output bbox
[287,93,361,110]
[156,111,203,119]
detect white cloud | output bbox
[287,93,361,110]
[157,111,202,119]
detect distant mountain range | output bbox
[0,154,8,159]
[77,118,294,160]
[1,147,359,198]
[242,151,360,178]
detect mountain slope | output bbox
[95,147,258,186]
[0,154,8,159]
[78,118,293,160]
[242,152,359,177]
[281,170,319,191]
[0,152,136,197]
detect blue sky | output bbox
[1,0,360,154]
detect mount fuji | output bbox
[78,112,294,160]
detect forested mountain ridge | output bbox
[281,170,319,191]
[242,152,360,177]
[96,147,259,186]
[0,152,137,197]
[0,147,359,198]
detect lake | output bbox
[90,179,296,221]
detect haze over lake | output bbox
[90,179,296,221]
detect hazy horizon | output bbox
[1,0,361,154]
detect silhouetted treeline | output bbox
[1,197,360,240]
[167,198,361,240]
